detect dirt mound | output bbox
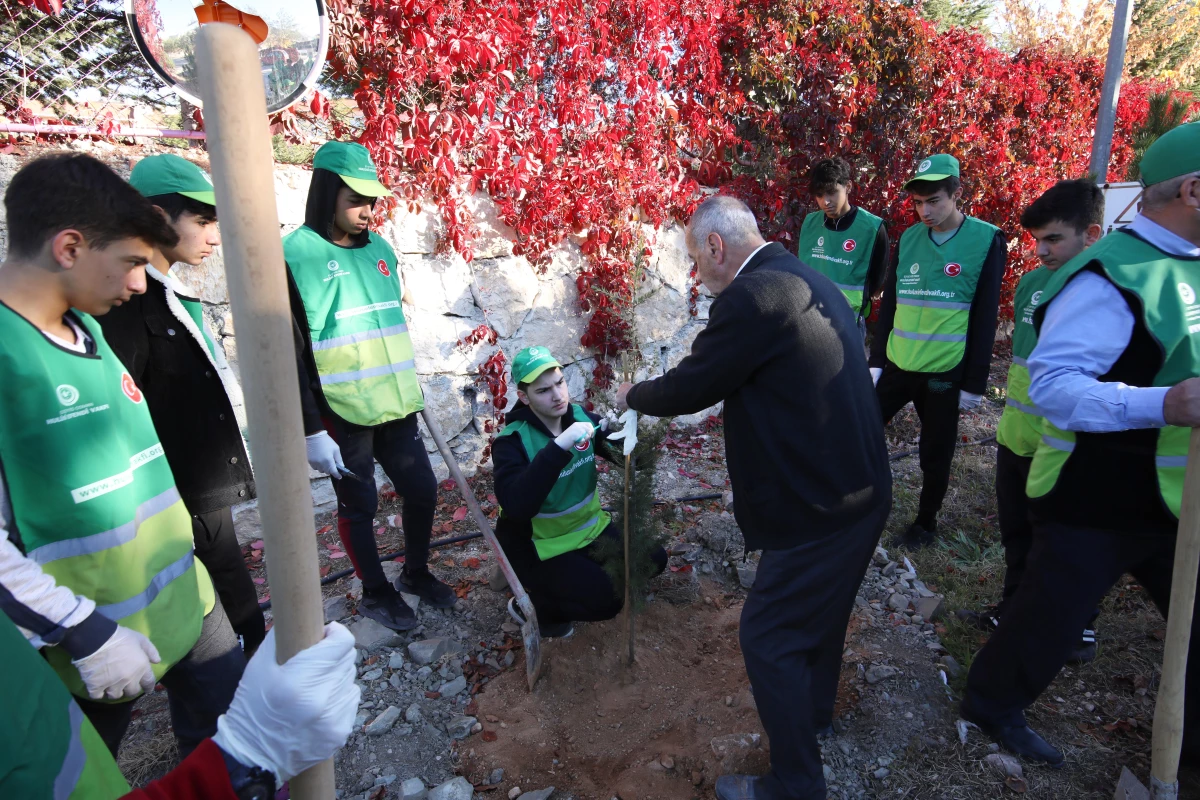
[464,584,767,799]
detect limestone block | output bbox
[634,277,691,344]
[398,251,476,318]
[503,273,588,364]
[418,373,476,443]
[464,193,516,259]
[383,202,442,254]
[273,166,311,227]
[647,223,693,294]
[406,311,479,375]
[470,256,540,339]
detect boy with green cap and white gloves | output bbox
[287,141,455,632]
[870,153,1007,549]
[491,346,666,639]
[961,123,1200,767]
[98,153,266,657]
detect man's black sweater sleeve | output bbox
[960,232,1007,395]
[868,246,899,368]
[286,266,326,435]
[861,222,890,320]
[492,434,572,521]
[95,295,149,384]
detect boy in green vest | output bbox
[0,153,244,758]
[960,180,1103,665]
[491,347,667,638]
[961,124,1200,766]
[870,154,1007,548]
[796,157,890,331]
[288,141,454,632]
[97,154,266,657]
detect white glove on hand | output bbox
[554,421,595,451]
[607,409,639,456]
[212,623,360,784]
[869,367,882,387]
[959,391,983,411]
[72,625,160,701]
[305,431,345,476]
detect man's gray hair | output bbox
[1142,171,1200,211]
[686,195,763,250]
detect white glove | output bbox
[869,367,882,387]
[607,409,639,456]
[212,623,360,783]
[554,421,596,451]
[305,431,345,476]
[72,625,160,701]
[959,391,983,411]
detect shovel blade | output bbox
[515,594,543,690]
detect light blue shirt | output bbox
[1027,215,1200,433]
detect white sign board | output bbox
[1100,181,1142,236]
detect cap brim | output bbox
[178,190,217,205]
[340,175,392,198]
[518,361,563,385]
[904,173,954,189]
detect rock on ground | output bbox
[428,776,474,800]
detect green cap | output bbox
[130,154,216,205]
[905,153,960,188]
[512,346,563,385]
[1139,122,1200,187]
[313,141,391,198]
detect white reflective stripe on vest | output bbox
[897,297,972,310]
[28,487,182,565]
[891,328,967,343]
[834,282,865,292]
[567,514,601,534]
[536,490,596,520]
[312,322,409,352]
[1005,397,1039,415]
[1012,355,1028,367]
[96,550,195,621]
[1041,434,1075,453]
[1157,455,1189,468]
[319,359,416,386]
[53,702,87,800]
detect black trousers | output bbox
[76,594,246,758]
[192,506,266,656]
[995,444,1034,608]
[964,522,1200,734]
[876,366,961,527]
[507,524,667,626]
[327,412,437,591]
[740,508,887,800]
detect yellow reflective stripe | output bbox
[313,322,409,352]
[28,487,182,565]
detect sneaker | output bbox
[956,605,1002,632]
[397,568,457,609]
[359,585,417,631]
[893,521,937,550]
[1066,628,1097,665]
[541,621,575,639]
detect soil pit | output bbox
[464,584,771,799]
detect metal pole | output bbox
[1089,0,1134,180]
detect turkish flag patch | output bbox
[842,240,856,252]
[121,373,144,403]
[377,259,391,277]
[944,262,962,277]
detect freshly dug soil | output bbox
[464,583,769,799]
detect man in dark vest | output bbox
[617,195,892,800]
[796,156,890,334]
[870,153,1007,548]
[492,346,667,639]
[98,154,266,657]
[961,123,1200,767]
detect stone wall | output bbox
[0,144,714,511]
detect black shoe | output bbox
[894,522,937,550]
[1066,628,1097,665]
[960,706,1064,767]
[359,585,418,631]
[397,568,457,609]
[714,775,759,800]
[956,605,1002,633]
[541,621,575,639]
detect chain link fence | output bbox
[1,0,179,133]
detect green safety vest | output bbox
[796,208,883,314]
[1026,230,1199,518]
[175,292,217,359]
[285,225,424,426]
[886,217,999,373]
[497,405,610,561]
[995,266,1054,457]
[0,305,213,698]
[0,614,130,799]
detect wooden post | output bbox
[194,25,334,799]
[1150,428,1200,799]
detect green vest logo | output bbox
[817,236,825,247]
[1031,290,1043,306]
[919,159,932,173]
[327,260,340,271]
[1180,283,1196,305]
[56,384,80,407]
[909,263,920,275]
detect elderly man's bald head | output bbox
[684,195,768,295]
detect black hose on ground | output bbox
[889,434,997,462]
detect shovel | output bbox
[419,407,543,690]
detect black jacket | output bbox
[626,243,891,551]
[869,222,1007,395]
[492,402,615,561]
[97,267,255,515]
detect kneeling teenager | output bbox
[492,347,667,638]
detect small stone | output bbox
[353,711,370,728]
[361,668,384,682]
[323,596,350,623]
[446,715,478,740]
[501,622,520,634]
[503,651,515,668]
[375,775,398,787]
[736,563,757,589]
[659,755,675,769]
[823,765,834,782]
[352,618,404,652]
[887,593,909,612]
[508,789,522,800]
[400,592,421,611]
[938,655,962,679]
[408,637,463,665]
[882,561,898,577]
[865,665,901,685]
[405,703,423,723]
[1114,766,1151,800]
[487,769,504,785]
[691,771,703,786]
[489,565,509,591]
[914,596,944,621]
[428,776,474,800]
[416,666,433,681]
[873,768,890,780]
[389,651,406,670]
[440,675,468,696]
[400,777,428,800]
[472,722,483,733]
[390,673,404,690]
[725,695,733,707]
[516,788,554,800]
[365,706,402,736]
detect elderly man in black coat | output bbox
[617,195,892,800]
